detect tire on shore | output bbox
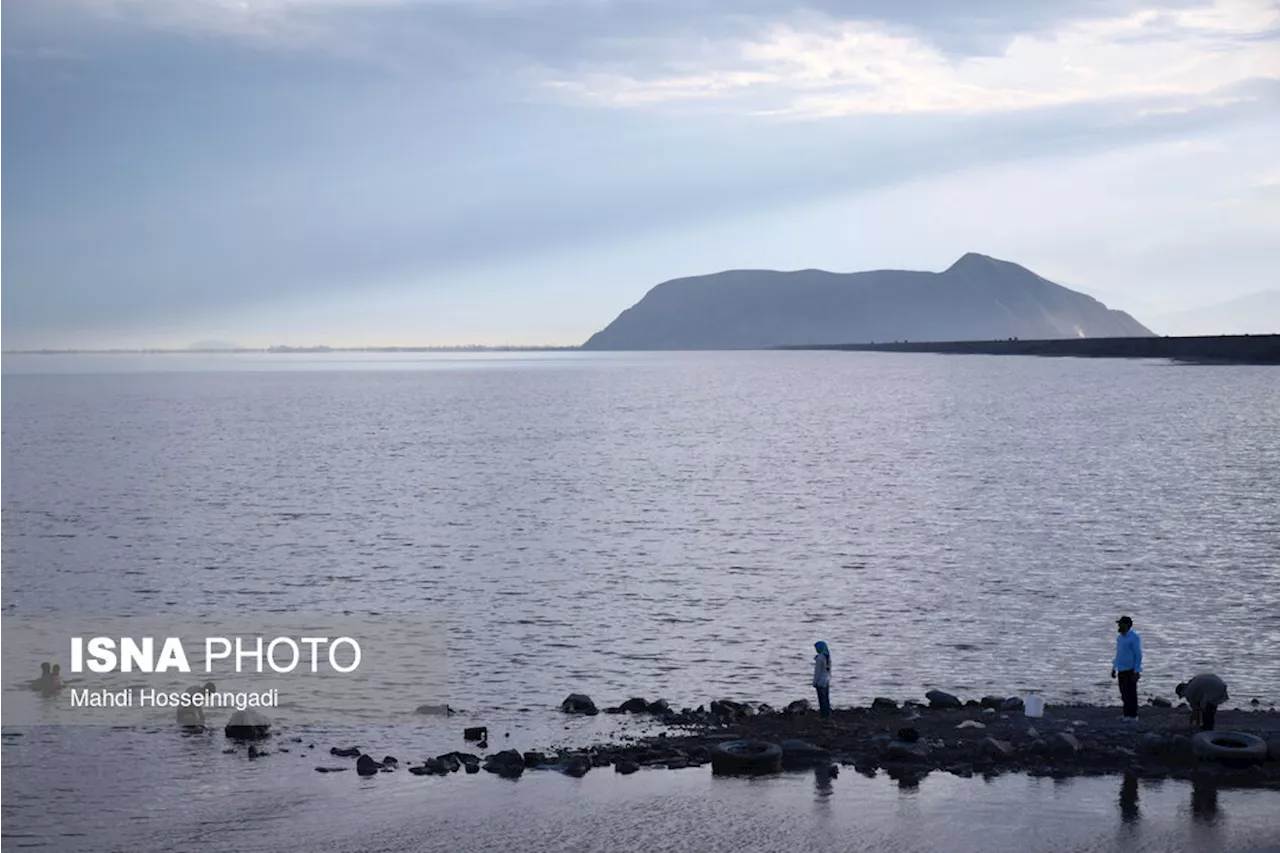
[710,740,783,775]
[1191,732,1268,765]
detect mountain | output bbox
[582,253,1154,350]
[1145,292,1280,337]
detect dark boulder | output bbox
[785,699,811,714]
[224,709,272,741]
[872,697,898,710]
[381,755,398,767]
[896,728,920,744]
[1049,733,1081,757]
[1149,697,1172,708]
[436,754,461,773]
[523,751,547,768]
[1001,697,1025,712]
[463,726,487,742]
[562,756,591,777]
[887,740,929,762]
[647,699,671,715]
[926,690,963,710]
[982,738,1015,760]
[561,694,598,715]
[484,750,525,779]
[779,740,832,767]
[710,699,749,718]
[356,755,381,776]
[615,759,640,775]
[980,696,1005,710]
[619,698,649,713]
[330,746,362,758]
[414,704,455,716]
[1168,735,1196,764]
[1136,733,1169,757]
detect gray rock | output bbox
[926,690,963,709]
[1001,697,1025,712]
[980,696,1006,709]
[647,699,671,715]
[887,740,930,762]
[618,698,649,713]
[1149,697,1172,708]
[872,697,898,710]
[1169,735,1196,764]
[523,751,547,768]
[780,740,833,767]
[1049,733,1081,757]
[1136,733,1169,757]
[561,694,598,715]
[562,756,591,778]
[615,759,640,775]
[982,738,1015,759]
[356,755,381,776]
[785,699,812,714]
[224,709,272,741]
[463,726,487,742]
[710,699,746,718]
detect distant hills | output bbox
[582,253,1154,350]
[186,340,244,351]
[1145,291,1280,337]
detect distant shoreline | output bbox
[780,334,1280,365]
[2,346,582,355]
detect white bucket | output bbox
[1024,694,1045,718]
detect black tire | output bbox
[710,740,783,775]
[1192,731,1268,765]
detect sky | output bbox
[2,0,1278,348]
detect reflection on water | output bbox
[1120,772,1141,823]
[1193,775,1222,824]
[3,723,1280,853]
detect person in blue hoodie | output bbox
[1110,616,1142,720]
[813,642,832,719]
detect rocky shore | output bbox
[291,693,1280,789]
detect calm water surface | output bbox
[3,351,1278,851]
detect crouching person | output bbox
[1176,674,1228,731]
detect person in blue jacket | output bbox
[1110,616,1142,720]
[812,641,832,719]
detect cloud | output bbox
[529,0,1280,117]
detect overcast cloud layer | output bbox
[3,0,1278,347]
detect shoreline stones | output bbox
[308,697,1280,789]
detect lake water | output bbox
[3,351,1279,851]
